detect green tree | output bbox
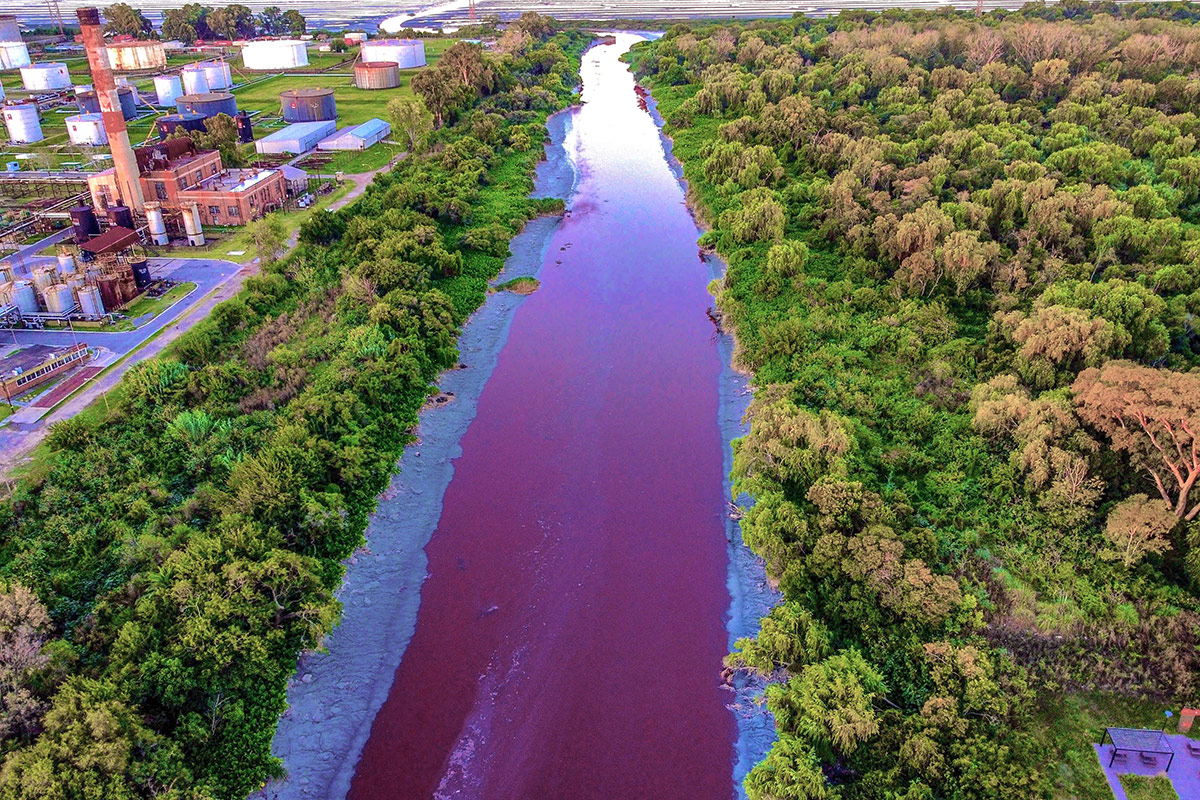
[248,214,288,264]
[102,3,152,37]
[387,97,434,153]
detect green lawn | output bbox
[1119,775,1180,800]
[1034,694,1181,800]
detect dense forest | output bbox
[0,16,584,799]
[630,3,1200,798]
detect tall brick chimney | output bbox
[77,7,144,213]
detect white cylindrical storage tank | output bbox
[154,74,183,107]
[32,265,57,293]
[12,281,37,314]
[0,42,31,71]
[145,201,168,246]
[77,284,104,317]
[43,283,75,313]
[74,83,93,95]
[181,66,210,95]
[3,103,42,144]
[56,251,76,276]
[106,41,167,71]
[242,40,308,70]
[65,113,107,146]
[20,62,71,91]
[183,203,204,246]
[200,61,232,90]
[361,39,426,68]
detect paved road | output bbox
[5,257,239,355]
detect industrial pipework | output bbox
[77,7,144,213]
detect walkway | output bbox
[1093,734,1200,799]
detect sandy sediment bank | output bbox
[643,83,782,798]
[250,107,579,800]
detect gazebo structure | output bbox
[1101,727,1176,771]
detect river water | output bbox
[347,34,737,800]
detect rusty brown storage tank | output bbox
[176,92,237,119]
[280,88,336,122]
[156,112,207,141]
[106,41,167,71]
[354,61,400,90]
[78,87,137,120]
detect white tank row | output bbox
[0,270,106,317]
[181,61,233,95]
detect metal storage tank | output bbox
[181,65,210,95]
[236,110,253,143]
[106,41,167,71]
[43,283,75,313]
[70,206,99,242]
[281,88,336,122]
[0,42,31,70]
[74,83,92,95]
[0,15,20,42]
[176,92,236,119]
[361,39,425,68]
[0,84,4,102]
[242,39,308,70]
[344,32,367,45]
[78,284,104,317]
[2,103,42,144]
[20,62,70,91]
[154,74,183,107]
[131,260,151,290]
[199,61,232,90]
[355,61,400,90]
[32,265,58,293]
[12,281,37,314]
[109,205,134,229]
[57,251,76,276]
[66,113,108,146]
[156,113,207,140]
[0,263,12,282]
[79,87,137,120]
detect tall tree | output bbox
[102,3,152,37]
[387,97,434,153]
[1074,361,1200,520]
[282,10,306,37]
[1103,494,1177,567]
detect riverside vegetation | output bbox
[0,16,584,799]
[630,4,1200,799]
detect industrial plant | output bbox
[0,5,425,334]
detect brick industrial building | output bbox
[87,139,286,227]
